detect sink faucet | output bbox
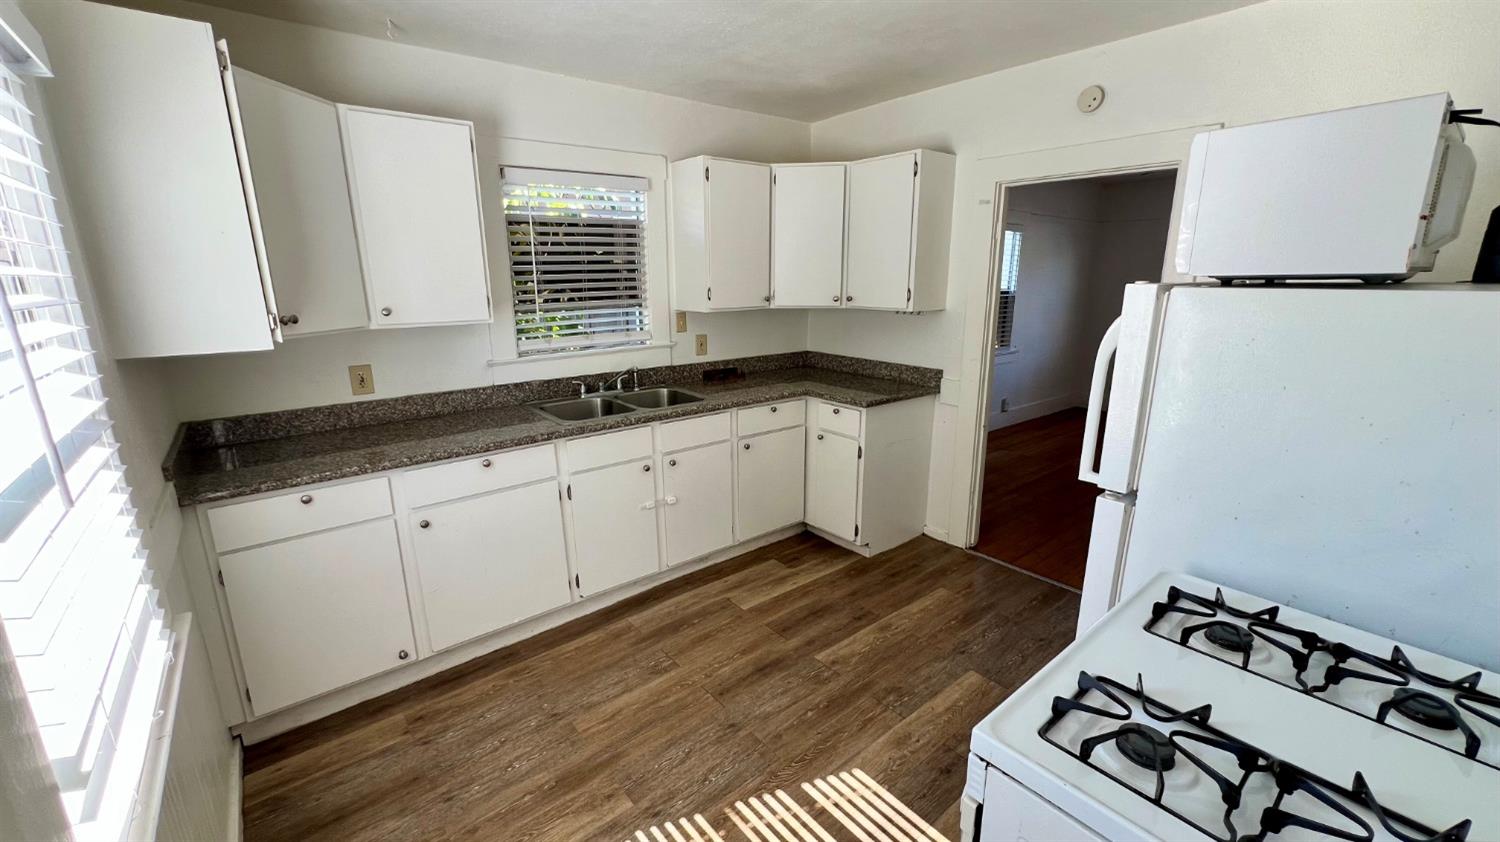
[599,365,640,393]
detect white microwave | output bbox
[1175,92,1476,281]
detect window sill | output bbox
[487,341,677,368]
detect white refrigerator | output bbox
[1073,282,1500,671]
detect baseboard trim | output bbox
[987,394,1084,430]
[922,524,953,545]
[234,525,804,744]
[225,737,243,842]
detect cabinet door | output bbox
[736,426,805,539]
[662,442,733,566]
[234,69,368,336]
[569,459,660,596]
[772,164,846,308]
[29,2,275,357]
[219,519,414,715]
[706,159,771,308]
[340,107,490,327]
[410,483,570,652]
[845,153,917,310]
[807,431,861,542]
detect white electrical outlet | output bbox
[349,364,375,395]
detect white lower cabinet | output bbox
[662,441,734,566]
[806,429,862,543]
[568,458,661,596]
[409,482,570,652]
[736,425,806,539]
[218,519,415,716]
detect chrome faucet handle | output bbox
[571,380,588,398]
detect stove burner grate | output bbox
[1115,723,1176,771]
[1390,689,1461,731]
[1203,621,1254,654]
[1039,672,1474,842]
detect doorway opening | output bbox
[972,169,1177,589]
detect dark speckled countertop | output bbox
[166,354,940,506]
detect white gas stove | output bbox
[961,573,1499,842]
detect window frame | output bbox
[994,223,1023,354]
[486,139,670,381]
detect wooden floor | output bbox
[973,409,1097,590]
[241,533,1078,841]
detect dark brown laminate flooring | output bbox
[973,409,1097,590]
[241,533,1078,841]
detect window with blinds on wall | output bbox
[0,64,173,840]
[502,167,650,356]
[995,226,1022,351]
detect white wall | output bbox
[114,0,813,420]
[809,0,1500,540]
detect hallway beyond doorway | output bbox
[972,409,1095,589]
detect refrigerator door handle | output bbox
[1079,317,1122,485]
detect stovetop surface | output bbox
[971,573,1500,842]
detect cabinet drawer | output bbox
[404,444,556,509]
[207,476,393,552]
[736,400,805,437]
[658,412,730,453]
[816,402,862,439]
[566,426,653,472]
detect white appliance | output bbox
[960,572,1500,841]
[1175,93,1476,280]
[1074,283,1500,671]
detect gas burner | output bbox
[1145,586,1500,771]
[1039,672,1473,842]
[1115,723,1176,771]
[1203,621,1254,654]
[1389,689,1461,731]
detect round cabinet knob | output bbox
[299,494,313,505]
[398,649,409,660]
[642,463,651,472]
[480,458,492,468]
[832,296,840,302]
[419,519,430,529]
[845,295,853,302]
[668,458,677,467]
[380,307,392,317]
[832,408,841,415]
[770,406,778,413]
[817,434,825,440]
[743,442,751,450]
[763,295,771,302]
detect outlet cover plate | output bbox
[348,364,375,395]
[675,311,688,333]
[694,334,708,356]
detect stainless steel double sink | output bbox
[531,387,705,424]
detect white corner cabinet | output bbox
[673,150,955,314]
[184,394,932,730]
[670,156,772,310]
[31,2,490,357]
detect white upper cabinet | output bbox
[339,106,491,328]
[771,164,846,308]
[844,149,956,312]
[670,156,771,311]
[233,69,368,337]
[30,2,279,358]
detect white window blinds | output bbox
[995,227,1022,351]
[502,167,650,356]
[0,65,173,842]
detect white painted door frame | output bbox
[947,126,1218,548]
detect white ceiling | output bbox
[182,0,1258,121]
